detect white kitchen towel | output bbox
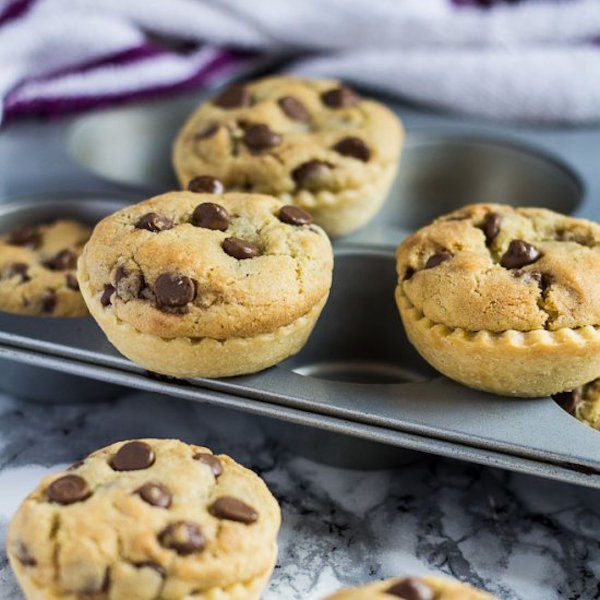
[2,0,600,124]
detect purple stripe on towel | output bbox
[0,0,35,24]
[3,49,254,123]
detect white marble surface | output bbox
[0,390,599,599]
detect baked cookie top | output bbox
[396,204,600,333]
[172,76,402,208]
[7,438,281,598]
[554,382,600,429]
[0,219,91,317]
[324,576,496,599]
[80,190,333,339]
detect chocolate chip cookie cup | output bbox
[78,189,333,378]
[7,438,281,600]
[395,203,600,397]
[172,76,403,238]
[323,575,497,599]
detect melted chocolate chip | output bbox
[403,267,415,281]
[553,389,583,415]
[133,561,166,578]
[67,459,84,471]
[278,205,312,226]
[243,124,281,153]
[222,237,260,260]
[7,226,40,248]
[321,86,359,108]
[292,160,331,190]
[386,578,434,600]
[193,453,223,478]
[100,284,115,306]
[43,249,77,271]
[209,496,258,524]
[192,202,230,231]
[158,521,205,555]
[500,240,542,269]
[188,176,225,194]
[14,543,36,567]
[111,441,155,471]
[115,266,144,302]
[66,273,79,291]
[136,482,172,508]
[154,273,196,310]
[3,262,30,282]
[47,474,91,505]
[333,137,371,162]
[425,252,453,269]
[195,123,220,140]
[213,84,252,109]
[41,291,57,314]
[136,212,173,233]
[278,96,310,122]
[483,212,502,246]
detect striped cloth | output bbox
[2,0,600,124]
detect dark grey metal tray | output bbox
[1,90,600,487]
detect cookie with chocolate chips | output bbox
[7,438,281,600]
[173,76,403,237]
[78,190,333,378]
[395,203,600,397]
[323,575,497,599]
[554,379,600,430]
[0,219,91,317]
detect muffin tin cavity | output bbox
[283,251,436,384]
[383,135,582,230]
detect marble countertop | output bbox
[0,390,599,600]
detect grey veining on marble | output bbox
[0,391,599,600]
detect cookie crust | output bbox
[396,204,600,396]
[173,76,403,237]
[7,439,281,600]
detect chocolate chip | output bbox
[3,262,30,282]
[115,266,144,302]
[7,226,40,249]
[278,205,313,226]
[483,212,502,246]
[292,160,331,190]
[278,96,310,122]
[133,561,166,578]
[192,203,230,231]
[100,284,115,306]
[154,273,196,310]
[386,577,434,600]
[43,249,77,271]
[66,273,79,291]
[47,474,91,505]
[188,176,225,194]
[195,123,219,140]
[425,252,453,269]
[209,496,258,524]
[158,521,205,555]
[321,86,359,108]
[222,237,260,260]
[110,441,155,471]
[136,482,172,508]
[14,543,36,567]
[213,84,252,109]
[403,267,415,281]
[193,453,223,478]
[67,460,84,471]
[500,240,542,269]
[333,137,371,162]
[553,389,583,415]
[41,290,57,314]
[243,124,281,153]
[135,212,173,233]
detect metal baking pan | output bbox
[1,90,600,487]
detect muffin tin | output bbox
[2,88,600,488]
